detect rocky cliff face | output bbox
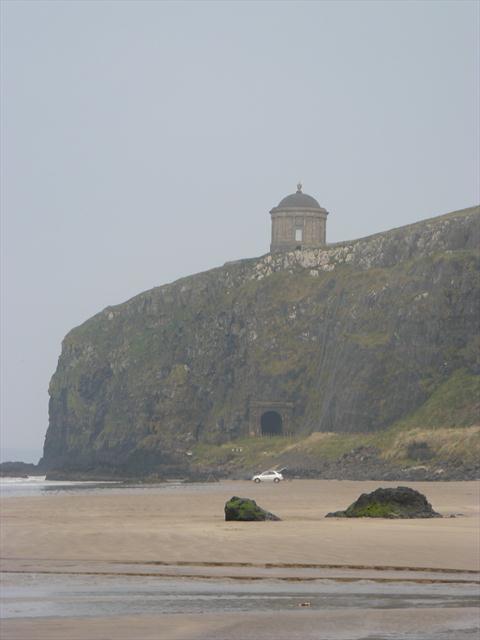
[43,206,480,475]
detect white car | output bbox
[252,470,284,483]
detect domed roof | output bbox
[275,183,322,209]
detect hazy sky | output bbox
[1,0,478,461]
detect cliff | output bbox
[42,206,480,478]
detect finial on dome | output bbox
[296,181,302,193]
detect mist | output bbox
[1,0,478,461]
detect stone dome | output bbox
[276,183,322,209]
[269,183,329,252]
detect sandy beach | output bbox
[1,479,479,639]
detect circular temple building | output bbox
[269,183,329,252]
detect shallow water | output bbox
[1,572,478,619]
[0,476,239,498]
[364,634,478,639]
[0,476,120,497]
[0,476,191,498]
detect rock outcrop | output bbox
[325,486,442,518]
[42,206,480,476]
[0,461,42,477]
[225,496,281,521]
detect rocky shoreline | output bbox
[0,461,44,478]
[2,458,477,483]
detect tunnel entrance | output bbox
[260,411,283,436]
[249,401,293,437]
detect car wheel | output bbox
[273,478,280,483]
[254,478,261,483]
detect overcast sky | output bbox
[1,0,479,462]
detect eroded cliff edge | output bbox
[43,206,480,477]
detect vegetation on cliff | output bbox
[42,206,480,478]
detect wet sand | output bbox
[3,608,480,640]
[2,480,479,569]
[1,480,479,639]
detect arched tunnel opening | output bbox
[260,411,283,436]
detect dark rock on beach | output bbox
[326,486,442,519]
[0,461,42,477]
[225,496,281,521]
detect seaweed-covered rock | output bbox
[225,496,281,521]
[325,486,442,518]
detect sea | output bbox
[0,475,238,498]
[0,475,123,498]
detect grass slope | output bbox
[191,369,480,474]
